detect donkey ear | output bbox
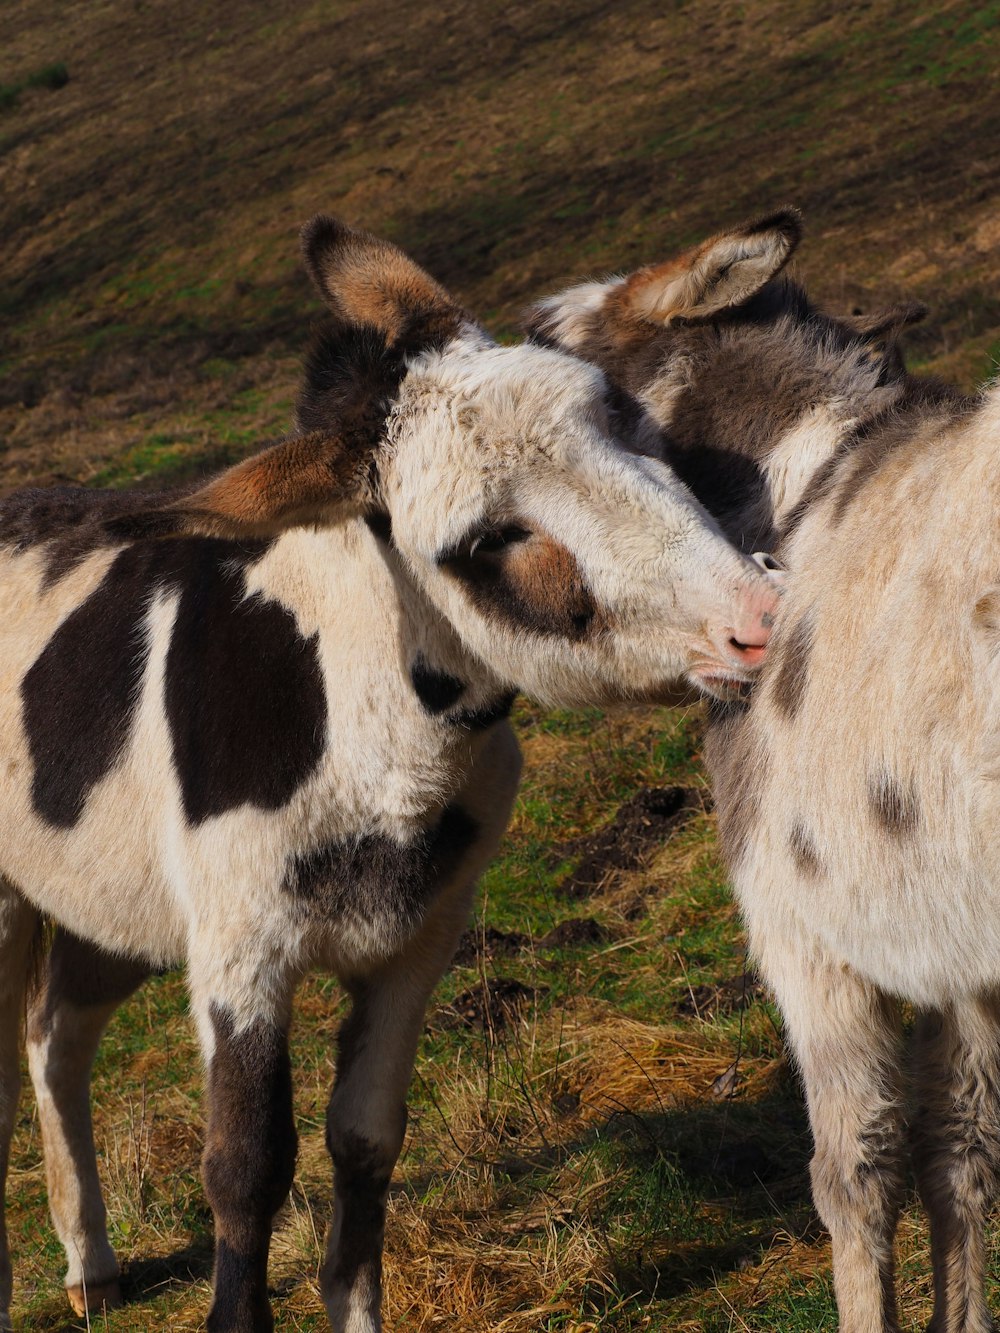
[620,208,803,324]
[106,432,377,542]
[844,301,927,344]
[301,215,465,348]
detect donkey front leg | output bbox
[0,886,40,1332]
[189,943,300,1333]
[322,727,520,1332]
[758,933,906,1333]
[911,997,1000,1333]
[322,882,477,1333]
[26,928,150,1318]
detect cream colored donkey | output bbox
[533,211,999,1333]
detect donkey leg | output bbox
[760,937,906,1333]
[190,945,299,1333]
[0,888,40,1332]
[26,928,150,1316]
[911,998,1000,1333]
[321,880,476,1333]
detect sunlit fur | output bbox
[0,216,782,1333]
[537,212,1000,1333]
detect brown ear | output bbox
[301,215,465,348]
[106,432,377,542]
[844,301,928,343]
[616,208,803,325]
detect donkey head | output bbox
[527,209,926,551]
[122,218,781,704]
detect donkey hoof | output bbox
[66,1278,124,1316]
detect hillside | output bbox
[3,0,999,493]
[2,1,1000,1330]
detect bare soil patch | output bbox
[556,785,699,898]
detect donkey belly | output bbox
[737,834,1000,1009]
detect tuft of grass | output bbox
[0,59,68,113]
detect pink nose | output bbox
[723,580,782,668]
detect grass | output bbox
[0,60,67,113]
[3,0,999,1326]
[2,703,943,1330]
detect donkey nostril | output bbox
[751,551,786,574]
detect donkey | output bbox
[2,218,781,1333]
[530,213,1000,1332]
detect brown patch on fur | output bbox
[441,528,601,640]
[771,609,815,719]
[504,534,599,638]
[789,823,822,877]
[108,430,374,541]
[973,590,1000,634]
[869,773,920,837]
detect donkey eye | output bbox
[468,526,531,557]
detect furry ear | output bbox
[619,208,803,324]
[844,301,927,344]
[106,432,377,541]
[300,215,466,349]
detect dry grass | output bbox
[4,1,999,1327]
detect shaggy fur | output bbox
[1,219,781,1333]
[533,212,997,1333]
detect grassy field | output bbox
[2,0,1000,1328]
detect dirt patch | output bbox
[675,971,765,1020]
[433,977,545,1031]
[539,917,609,949]
[452,927,529,967]
[556,786,699,899]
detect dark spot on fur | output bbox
[285,805,479,945]
[27,929,151,1043]
[0,485,186,587]
[449,690,517,730]
[410,655,465,713]
[703,707,766,869]
[22,545,159,828]
[789,823,822,876]
[869,773,920,836]
[438,530,599,641]
[363,510,393,544]
[22,535,326,829]
[164,546,327,826]
[203,1007,296,1330]
[323,1127,394,1298]
[771,610,815,719]
[662,438,775,551]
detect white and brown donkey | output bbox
[533,212,1000,1332]
[3,218,781,1332]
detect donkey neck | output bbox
[638,299,905,552]
[249,517,517,739]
